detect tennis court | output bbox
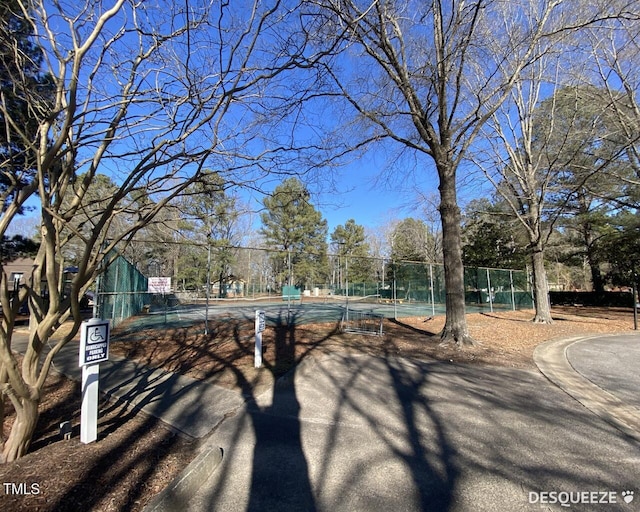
[115,294,508,334]
[99,247,533,332]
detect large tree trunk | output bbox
[438,172,475,347]
[1,396,39,463]
[531,247,553,324]
[588,255,604,295]
[583,229,605,295]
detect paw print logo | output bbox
[622,490,634,504]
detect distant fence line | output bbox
[96,245,534,326]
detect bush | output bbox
[549,291,633,307]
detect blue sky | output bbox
[241,147,434,236]
[314,169,486,235]
[2,1,502,244]
[243,149,490,236]
[315,182,403,233]
[7,147,489,243]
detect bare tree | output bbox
[415,192,443,263]
[309,0,597,345]
[0,0,323,462]
[475,4,639,322]
[585,9,640,194]
[365,222,391,283]
[473,42,575,323]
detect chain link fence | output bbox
[96,252,149,327]
[330,259,533,315]
[99,244,533,326]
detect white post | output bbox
[78,318,110,444]
[81,364,100,444]
[255,310,265,368]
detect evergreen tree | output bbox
[389,218,433,262]
[539,86,629,294]
[185,172,240,297]
[388,218,434,286]
[330,219,372,285]
[599,211,640,289]
[0,0,54,210]
[461,199,527,270]
[0,234,37,262]
[260,178,328,289]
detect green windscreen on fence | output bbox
[97,253,149,327]
[329,260,533,314]
[94,243,534,327]
[282,285,301,301]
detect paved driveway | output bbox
[567,334,640,410]
[183,353,639,511]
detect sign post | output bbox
[148,277,172,324]
[255,310,265,368]
[78,318,110,444]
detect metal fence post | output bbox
[393,264,397,321]
[429,263,435,316]
[93,271,101,319]
[510,270,516,311]
[633,277,638,330]
[345,254,349,322]
[114,258,120,323]
[205,241,211,335]
[486,268,493,313]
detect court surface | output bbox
[120,295,508,332]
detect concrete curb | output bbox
[143,444,224,512]
[534,334,640,443]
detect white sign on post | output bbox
[79,318,110,444]
[148,277,171,294]
[255,310,265,368]
[79,319,110,366]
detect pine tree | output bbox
[330,219,372,284]
[260,178,328,289]
[0,0,54,209]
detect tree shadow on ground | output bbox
[296,350,640,510]
[480,312,538,323]
[196,311,328,510]
[387,316,440,337]
[301,346,458,510]
[193,314,460,510]
[246,313,317,510]
[0,361,196,512]
[214,327,640,510]
[109,310,334,509]
[105,310,640,510]
[47,399,195,512]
